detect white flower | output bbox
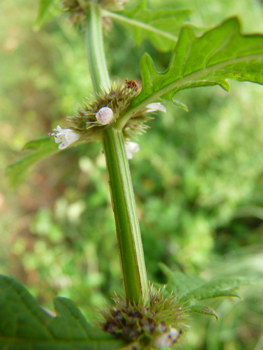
[145,102,166,113]
[53,125,80,150]
[152,328,181,347]
[125,141,139,159]
[96,107,114,125]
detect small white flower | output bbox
[53,125,80,150]
[152,328,181,347]
[145,102,166,113]
[96,107,114,125]
[125,141,139,159]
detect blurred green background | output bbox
[1,0,263,349]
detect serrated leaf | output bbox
[159,263,204,298]
[6,137,59,188]
[160,263,248,308]
[132,17,263,109]
[180,278,245,305]
[34,0,58,31]
[0,275,126,350]
[104,1,192,52]
[189,305,219,320]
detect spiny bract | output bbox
[68,80,152,142]
[98,285,190,349]
[61,0,128,24]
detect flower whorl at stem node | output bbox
[67,79,166,138]
[61,0,128,24]
[51,80,166,155]
[98,284,189,349]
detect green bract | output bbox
[99,285,188,349]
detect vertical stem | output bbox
[103,127,148,304]
[85,3,149,304]
[86,3,110,93]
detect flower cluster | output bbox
[51,80,166,159]
[98,285,188,349]
[61,0,128,24]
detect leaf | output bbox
[6,137,59,188]
[34,0,59,31]
[189,305,219,320]
[159,263,248,313]
[0,275,126,350]
[104,1,193,52]
[132,17,263,109]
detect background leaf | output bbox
[105,1,193,52]
[132,17,263,109]
[34,0,58,30]
[6,137,59,188]
[160,263,248,312]
[0,275,125,350]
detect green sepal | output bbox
[138,333,152,347]
[189,305,219,321]
[6,137,59,188]
[0,275,126,350]
[172,98,188,112]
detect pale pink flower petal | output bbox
[153,328,180,347]
[145,102,166,113]
[125,141,139,159]
[53,125,80,150]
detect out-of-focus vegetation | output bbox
[1,0,263,349]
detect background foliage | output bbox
[1,0,263,349]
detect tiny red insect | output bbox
[125,78,139,91]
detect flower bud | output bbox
[145,102,166,113]
[125,141,139,159]
[95,107,114,125]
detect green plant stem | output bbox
[85,3,149,304]
[103,127,148,304]
[86,3,110,93]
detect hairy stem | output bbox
[86,3,110,93]
[85,3,149,304]
[103,127,148,304]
